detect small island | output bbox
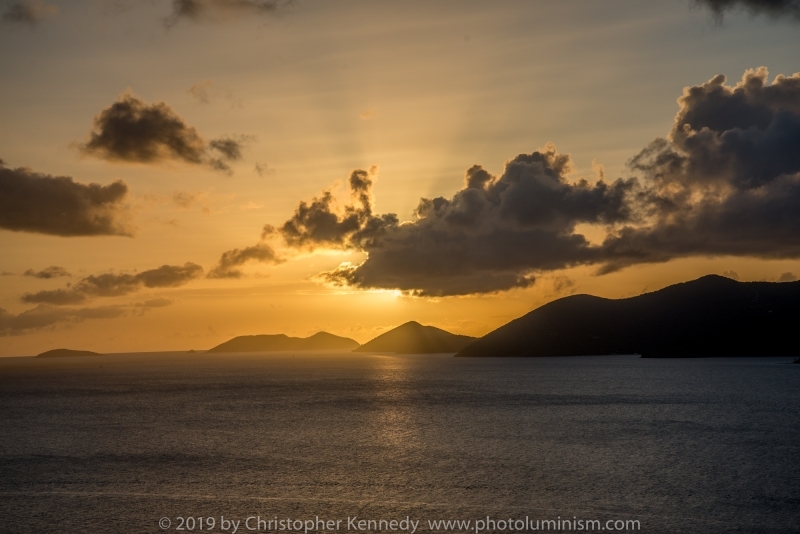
[35,348,101,358]
[208,331,360,353]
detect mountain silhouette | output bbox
[208,332,359,353]
[36,349,101,358]
[456,275,800,358]
[354,321,476,353]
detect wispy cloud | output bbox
[23,266,71,279]
[187,79,242,107]
[165,0,293,27]
[695,0,800,21]
[207,238,283,279]
[1,0,57,27]
[21,263,204,305]
[0,304,125,337]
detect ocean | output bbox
[1,352,798,533]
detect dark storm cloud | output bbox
[280,147,636,296]
[695,0,800,20]
[632,67,800,191]
[165,0,292,27]
[21,263,203,305]
[598,68,800,272]
[207,241,283,278]
[0,163,131,237]
[0,304,124,336]
[79,93,247,174]
[23,266,71,279]
[1,1,57,26]
[272,68,800,295]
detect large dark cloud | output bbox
[165,0,292,27]
[1,1,57,26]
[599,67,800,272]
[0,304,124,336]
[0,162,131,237]
[273,68,800,295]
[79,92,246,174]
[21,262,203,305]
[695,0,800,20]
[279,147,636,296]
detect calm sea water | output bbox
[1,352,798,533]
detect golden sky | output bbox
[1,0,800,356]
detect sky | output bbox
[1,0,799,356]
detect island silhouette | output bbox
[35,349,101,358]
[354,321,476,354]
[207,331,359,352]
[456,275,800,358]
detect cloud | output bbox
[239,201,262,210]
[79,92,247,174]
[0,162,131,237]
[188,80,214,104]
[598,68,800,272]
[207,242,282,278]
[187,79,241,107]
[279,166,401,250]
[280,149,634,296]
[254,162,276,177]
[551,275,576,295]
[135,263,204,288]
[0,304,125,337]
[695,0,800,20]
[269,68,800,296]
[778,271,797,281]
[132,297,174,315]
[1,0,57,26]
[20,289,87,305]
[21,262,203,305]
[165,0,292,27]
[23,266,71,279]
[138,298,174,308]
[208,136,252,173]
[172,189,208,208]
